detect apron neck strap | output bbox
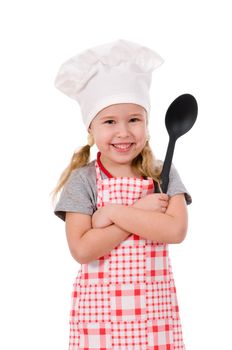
[96,152,113,178]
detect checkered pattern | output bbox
[68,161,185,349]
[110,283,147,322]
[109,245,146,284]
[76,322,112,349]
[70,283,111,322]
[146,281,173,320]
[147,319,174,349]
[78,256,110,285]
[111,320,148,349]
[146,243,169,282]
[97,175,154,207]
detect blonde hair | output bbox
[51,136,162,205]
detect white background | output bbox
[0,1,231,349]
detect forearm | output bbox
[107,205,185,244]
[79,224,131,264]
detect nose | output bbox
[116,121,130,138]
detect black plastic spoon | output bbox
[156,93,198,193]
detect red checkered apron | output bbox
[68,159,185,349]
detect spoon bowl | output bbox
[165,93,198,140]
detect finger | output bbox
[160,194,169,200]
[160,197,169,202]
[160,199,169,207]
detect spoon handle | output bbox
[160,137,176,193]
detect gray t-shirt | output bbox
[54,159,192,221]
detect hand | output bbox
[133,193,169,213]
[92,206,114,228]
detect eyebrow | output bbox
[99,113,145,120]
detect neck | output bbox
[97,152,141,178]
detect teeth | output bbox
[113,143,132,149]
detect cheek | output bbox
[94,131,111,146]
[136,127,147,141]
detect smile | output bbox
[112,143,134,152]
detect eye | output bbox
[130,117,140,122]
[104,119,115,124]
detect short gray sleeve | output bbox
[54,163,97,221]
[166,164,192,205]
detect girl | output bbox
[53,39,192,350]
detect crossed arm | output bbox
[92,193,188,243]
[66,193,188,264]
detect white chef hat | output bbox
[55,39,164,129]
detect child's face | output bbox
[89,103,148,166]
